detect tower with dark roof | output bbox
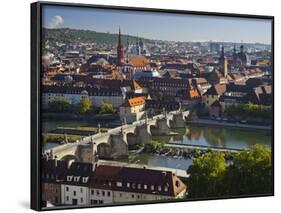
[219,46,228,77]
[117,27,125,65]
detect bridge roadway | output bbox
[44,110,190,160]
[165,142,248,153]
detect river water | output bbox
[43,120,271,171]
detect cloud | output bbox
[48,16,64,28]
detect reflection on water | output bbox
[122,153,193,171]
[157,125,272,150]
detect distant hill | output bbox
[42,28,149,46]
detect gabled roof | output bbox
[63,162,93,186]
[204,84,226,96]
[211,100,222,107]
[90,164,186,197]
[121,96,145,107]
[131,80,142,90]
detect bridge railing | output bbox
[45,110,189,153]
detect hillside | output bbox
[42,28,149,46]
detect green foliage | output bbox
[48,98,72,112]
[225,103,272,119]
[42,133,81,144]
[143,141,164,153]
[77,96,91,113]
[227,145,272,195]
[187,152,227,198]
[187,145,272,198]
[99,102,116,114]
[42,28,149,48]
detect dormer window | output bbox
[67,175,73,182]
[137,184,141,189]
[151,185,155,190]
[164,186,168,192]
[82,177,89,183]
[74,176,81,182]
[116,182,122,187]
[144,184,147,190]
[158,186,162,191]
[127,183,130,188]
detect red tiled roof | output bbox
[121,97,145,107]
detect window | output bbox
[102,191,105,196]
[116,182,122,187]
[175,180,180,187]
[132,183,136,189]
[131,194,135,198]
[120,193,122,197]
[66,186,69,192]
[80,188,83,193]
[66,196,69,201]
[164,186,168,192]
[96,190,100,196]
[80,198,83,203]
[158,186,162,191]
[107,191,111,197]
[151,185,154,190]
[144,184,147,190]
[137,184,141,189]
[73,191,76,196]
[91,190,94,195]
[137,195,140,199]
[127,182,130,188]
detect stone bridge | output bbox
[44,110,189,162]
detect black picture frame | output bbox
[31,1,274,211]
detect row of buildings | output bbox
[42,159,187,207]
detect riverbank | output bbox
[42,112,120,122]
[187,118,272,132]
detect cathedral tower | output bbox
[117,27,125,65]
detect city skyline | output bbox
[42,5,272,45]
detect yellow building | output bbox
[119,97,146,123]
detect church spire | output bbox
[221,45,225,57]
[118,27,121,46]
[117,27,125,66]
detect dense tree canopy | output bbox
[187,145,272,198]
[225,103,272,119]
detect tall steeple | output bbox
[219,45,228,77]
[117,27,125,66]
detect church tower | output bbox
[117,27,125,65]
[219,46,228,77]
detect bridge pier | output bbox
[150,118,170,135]
[97,132,128,160]
[127,123,151,146]
[170,112,187,128]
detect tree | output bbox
[227,145,272,195]
[187,152,227,198]
[77,96,91,113]
[186,145,272,198]
[48,97,72,112]
[99,102,115,114]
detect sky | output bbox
[42,5,272,44]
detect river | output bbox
[43,120,272,171]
